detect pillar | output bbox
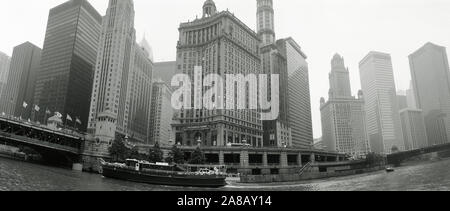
[298,153,303,167]
[219,150,225,165]
[310,153,316,164]
[263,152,268,167]
[280,152,288,167]
[240,150,249,168]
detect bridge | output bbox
[387,143,450,165]
[0,116,86,166]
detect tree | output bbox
[166,145,185,164]
[365,152,386,167]
[109,139,129,162]
[129,147,141,160]
[148,142,164,163]
[189,147,206,165]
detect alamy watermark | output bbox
[171,66,280,121]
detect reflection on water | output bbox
[1,157,449,191]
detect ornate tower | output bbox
[257,0,275,45]
[329,53,352,99]
[203,0,217,17]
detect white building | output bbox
[359,51,404,154]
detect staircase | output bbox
[298,162,312,176]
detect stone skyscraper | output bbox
[409,42,450,146]
[321,54,370,156]
[0,52,10,100]
[0,42,41,119]
[88,0,153,150]
[328,54,352,99]
[172,0,263,147]
[359,51,404,154]
[33,0,102,131]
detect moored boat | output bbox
[99,159,227,188]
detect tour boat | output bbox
[386,167,395,173]
[99,159,228,188]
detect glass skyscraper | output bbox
[33,0,102,131]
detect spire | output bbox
[139,33,154,62]
[331,53,346,71]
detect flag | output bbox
[34,105,40,112]
[66,114,73,121]
[23,102,28,108]
[76,117,82,125]
[55,112,62,119]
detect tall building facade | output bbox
[399,108,428,150]
[277,38,313,149]
[154,61,177,85]
[149,80,174,146]
[127,44,153,143]
[172,0,263,147]
[359,51,404,154]
[257,0,292,148]
[409,42,450,146]
[88,0,153,149]
[320,54,370,156]
[0,52,10,100]
[33,0,102,131]
[0,42,41,119]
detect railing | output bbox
[298,162,312,176]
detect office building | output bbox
[0,52,10,100]
[359,51,404,154]
[172,0,263,147]
[33,0,102,131]
[277,38,313,149]
[149,80,174,146]
[409,42,450,146]
[399,108,428,150]
[88,0,153,150]
[321,54,370,156]
[0,42,41,120]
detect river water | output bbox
[1,157,449,191]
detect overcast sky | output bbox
[1,0,449,139]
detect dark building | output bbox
[0,42,41,120]
[33,0,102,131]
[154,61,176,85]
